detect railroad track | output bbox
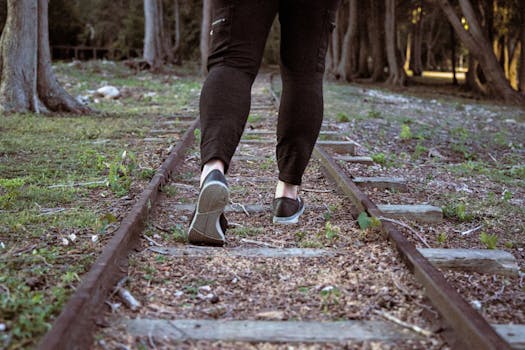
[39,74,523,350]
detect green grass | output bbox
[0,61,201,349]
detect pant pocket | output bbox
[316,9,337,73]
[208,6,233,67]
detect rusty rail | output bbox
[38,119,199,350]
[269,73,511,350]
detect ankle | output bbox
[201,160,225,186]
[275,180,298,199]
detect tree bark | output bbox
[336,0,358,81]
[438,0,523,103]
[368,0,386,82]
[0,0,89,114]
[173,0,181,64]
[200,0,211,76]
[519,1,525,91]
[357,3,370,78]
[144,0,166,71]
[384,0,406,86]
[412,2,424,76]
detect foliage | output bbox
[479,232,498,250]
[357,212,381,230]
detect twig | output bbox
[153,224,171,234]
[373,310,434,337]
[109,276,129,299]
[230,201,250,216]
[118,288,141,311]
[144,234,163,247]
[378,217,431,248]
[302,188,332,193]
[482,284,506,303]
[456,224,483,236]
[38,207,67,216]
[240,238,280,248]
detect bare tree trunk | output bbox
[173,0,181,64]
[412,2,424,76]
[357,3,370,78]
[385,0,407,86]
[404,31,412,72]
[144,0,166,71]
[200,0,211,76]
[368,0,386,82]
[330,6,346,78]
[425,7,443,70]
[438,0,523,103]
[0,0,89,114]
[337,0,358,81]
[519,1,525,95]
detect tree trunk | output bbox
[368,0,386,82]
[0,0,89,114]
[519,1,525,95]
[425,7,443,70]
[412,2,424,76]
[385,0,407,86]
[200,0,211,76]
[357,3,370,78]
[144,0,168,71]
[337,0,358,81]
[173,0,181,64]
[438,0,523,103]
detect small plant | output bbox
[479,232,498,249]
[371,153,386,165]
[504,241,514,249]
[324,222,340,241]
[140,168,156,180]
[400,124,412,141]
[161,185,178,197]
[172,224,187,243]
[247,114,262,123]
[336,112,350,123]
[437,232,448,245]
[443,202,473,222]
[357,212,381,230]
[367,109,381,118]
[107,150,136,196]
[501,190,512,202]
[320,286,341,313]
[0,177,25,209]
[412,143,428,160]
[193,128,201,143]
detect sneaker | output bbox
[272,197,305,224]
[188,169,229,246]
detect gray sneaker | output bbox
[188,170,229,246]
[272,197,305,224]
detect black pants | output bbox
[200,0,340,185]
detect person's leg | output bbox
[275,0,340,199]
[191,0,278,244]
[200,1,278,181]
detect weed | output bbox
[412,143,428,160]
[368,109,381,118]
[371,153,386,165]
[400,124,412,141]
[193,128,201,144]
[0,178,26,209]
[230,226,264,238]
[479,232,498,249]
[437,232,448,245]
[140,168,156,180]
[172,224,187,243]
[324,222,340,241]
[247,114,262,123]
[502,190,512,202]
[357,212,381,230]
[336,112,350,123]
[107,150,137,196]
[161,185,178,197]
[320,286,341,313]
[298,240,323,248]
[504,241,514,249]
[442,202,473,222]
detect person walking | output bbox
[188,0,340,246]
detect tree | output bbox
[438,0,524,103]
[0,0,89,114]
[144,0,172,70]
[368,0,387,81]
[518,0,525,92]
[385,0,407,85]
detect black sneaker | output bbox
[272,197,305,224]
[188,170,229,246]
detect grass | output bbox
[0,61,201,349]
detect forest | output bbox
[0,0,524,112]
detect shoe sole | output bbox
[188,180,229,245]
[272,204,305,224]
